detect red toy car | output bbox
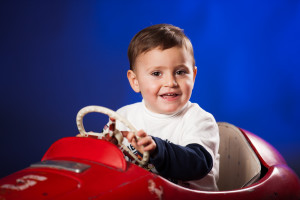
[0,106,299,199]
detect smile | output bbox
[160,93,180,100]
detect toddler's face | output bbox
[128,46,197,114]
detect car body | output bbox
[0,122,299,199]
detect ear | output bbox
[193,66,197,82]
[127,70,140,93]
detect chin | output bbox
[159,106,182,115]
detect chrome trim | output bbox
[30,160,90,173]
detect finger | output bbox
[138,136,156,152]
[137,135,152,146]
[143,142,156,152]
[136,129,146,138]
[131,137,138,148]
[127,132,136,143]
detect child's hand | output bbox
[122,130,156,155]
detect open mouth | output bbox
[160,93,179,99]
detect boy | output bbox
[115,24,220,191]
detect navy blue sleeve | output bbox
[149,136,213,181]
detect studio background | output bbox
[1,1,299,179]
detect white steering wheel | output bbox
[76,106,149,166]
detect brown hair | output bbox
[128,24,195,70]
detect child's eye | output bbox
[151,71,161,76]
[176,70,187,75]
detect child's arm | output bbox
[150,137,213,181]
[122,130,212,181]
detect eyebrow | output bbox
[146,64,190,71]
[175,64,190,69]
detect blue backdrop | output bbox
[1,1,299,178]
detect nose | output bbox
[164,74,178,87]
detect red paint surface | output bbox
[1,130,300,199]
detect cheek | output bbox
[147,84,160,95]
[182,80,194,94]
[140,80,160,95]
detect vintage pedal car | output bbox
[0,106,299,199]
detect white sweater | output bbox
[116,101,220,191]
